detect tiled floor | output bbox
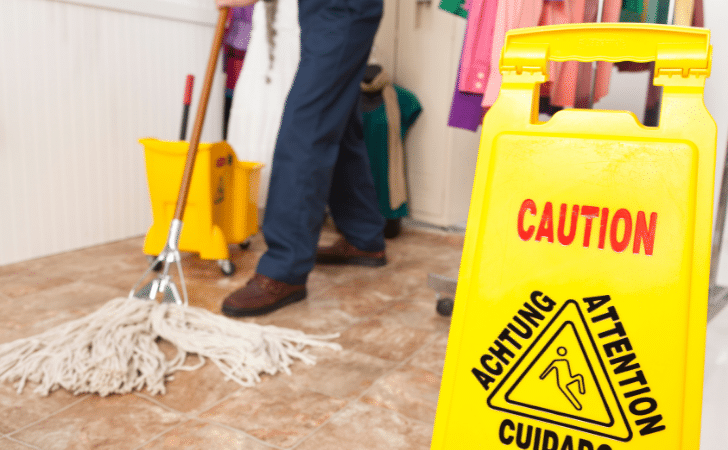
[0,226,460,450]
[1,225,727,449]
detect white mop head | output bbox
[0,297,341,397]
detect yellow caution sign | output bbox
[431,24,716,450]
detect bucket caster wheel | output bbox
[146,255,163,272]
[239,240,251,250]
[218,259,236,276]
[436,296,454,317]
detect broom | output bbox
[0,8,340,397]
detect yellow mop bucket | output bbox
[141,138,262,274]
[432,24,715,450]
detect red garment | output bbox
[224,45,247,92]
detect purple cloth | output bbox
[224,5,255,51]
[448,39,485,132]
[448,89,485,132]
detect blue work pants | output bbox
[256,0,386,285]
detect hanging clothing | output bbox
[222,6,255,139]
[618,0,704,121]
[539,0,596,108]
[673,0,696,26]
[592,0,621,103]
[459,0,498,94]
[224,6,255,52]
[481,0,621,108]
[450,0,624,129]
[482,0,544,107]
[447,0,496,131]
[227,0,301,206]
[361,81,422,219]
[440,0,469,18]
[448,79,486,131]
[620,0,644,22]
[615,0,673,73]
[538,0,621,108]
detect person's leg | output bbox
[254,0,383,286]
[327,98,385,252]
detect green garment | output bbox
[648,0,670,24]
[439,0,468,18]
[621,0,669,23]
[362,86,422,219]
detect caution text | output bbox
[517,200,657,255]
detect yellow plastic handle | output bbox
[501,23,710,76]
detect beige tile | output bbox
[307,265,369,290]
[0,437,40,449]
[0,383,84,434]
[295,401,433,450]
[12,394,184,450]
[391,248,461,280]
[0,228,465,449]
[408,332,449,377]
[0,268,76,299]
[199,378,346,448]
[363,268,430,300]
[250,296,359,335]
[360,365,441,424]
[5,244,140,284]
[178,254,256,285]
[337,317,432,362]
[394,228,465,248]
[300,270,339,295]
[286,347,395,400]
[0,282,127,343]
[138,357,241,414]
[73,236,147,260]
[102,237,261,299]
[75,251,156,293]
[305,278,397,318]
[375,299,451,334]
[139,420,272,450]
[182,283,231,313]
[8,281,125,314]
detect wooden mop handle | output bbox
[174,7,229,221]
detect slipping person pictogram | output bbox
[488,300,633,442]
[540,347,585,411]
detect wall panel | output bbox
[0,0,225,265]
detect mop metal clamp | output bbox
[130,218,188,306]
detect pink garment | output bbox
[482,0,544,107]
[459,0,499,93]
[540,0,592,107]
[464,0,474,11]
[480,0,621,109]
[540,0,620,107]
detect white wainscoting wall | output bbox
[0,0,226,265]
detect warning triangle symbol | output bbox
[488,300,633,442]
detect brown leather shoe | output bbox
[221,273,306,317]
[316,237,386,267]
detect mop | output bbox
[0,8,340,397]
